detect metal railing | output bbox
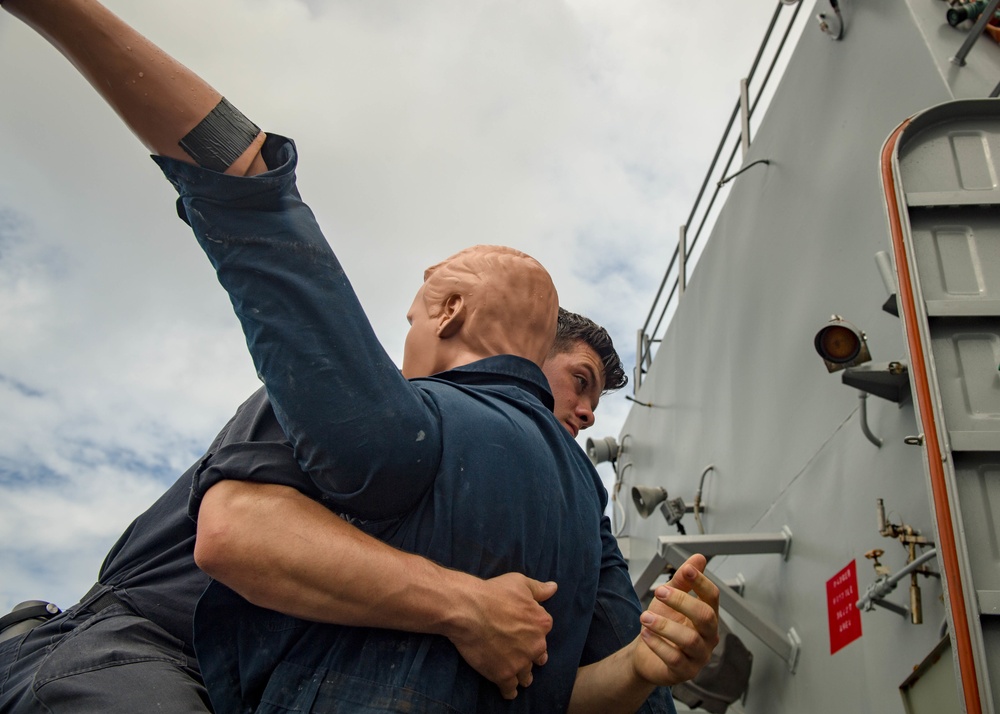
[634,0,806,390]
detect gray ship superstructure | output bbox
[609,2,1000,712]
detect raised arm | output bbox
[195,479,557,700]
[6,0,449,508]
[3,3,554,696]
[2,0,267,175]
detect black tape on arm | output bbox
[178,97,261,172]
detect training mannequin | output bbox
[402,245,559,380]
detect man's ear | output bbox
[437,294,466,338]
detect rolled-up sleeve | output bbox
[581,515,675,713]
[155,136,441,519]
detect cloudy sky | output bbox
[0,0,804,613]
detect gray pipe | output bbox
[856,548,937,612]
[858,392,883,448]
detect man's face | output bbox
[542,340,605,438]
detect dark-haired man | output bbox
[545,308,628,438]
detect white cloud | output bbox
[0,0,787,612]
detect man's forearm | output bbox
[3,0,266,174]
[569,642,656,714]
[196,480,478,633]
[194,480,555,697]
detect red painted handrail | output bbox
[880,119,982,714]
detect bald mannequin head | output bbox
[402,245,559,379]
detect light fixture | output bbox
[814,316,909,402]
[947,0,994,27]
[814,315,871,372]
[632,486,689,530]
[586,436,619,465]
[814,316,910,446]
[631,486,667,518]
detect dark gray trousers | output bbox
[0,587,210,714]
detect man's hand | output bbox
[632,554,720,686]
[567,554,719,714]
[446,573,557,701]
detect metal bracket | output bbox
[841,361,911,403]
[787,628,802,673]
[656,528,793,561]
[632,529,800,673]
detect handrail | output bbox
[635,0,805,389]
[881,117,983,714]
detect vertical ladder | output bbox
[882,98,1000,714]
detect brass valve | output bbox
[865,548,891,576]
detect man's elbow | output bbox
[193,480,250,581]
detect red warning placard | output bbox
[827,560,862,654]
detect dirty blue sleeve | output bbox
[153,136,441,520]
[582,515,676,713]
